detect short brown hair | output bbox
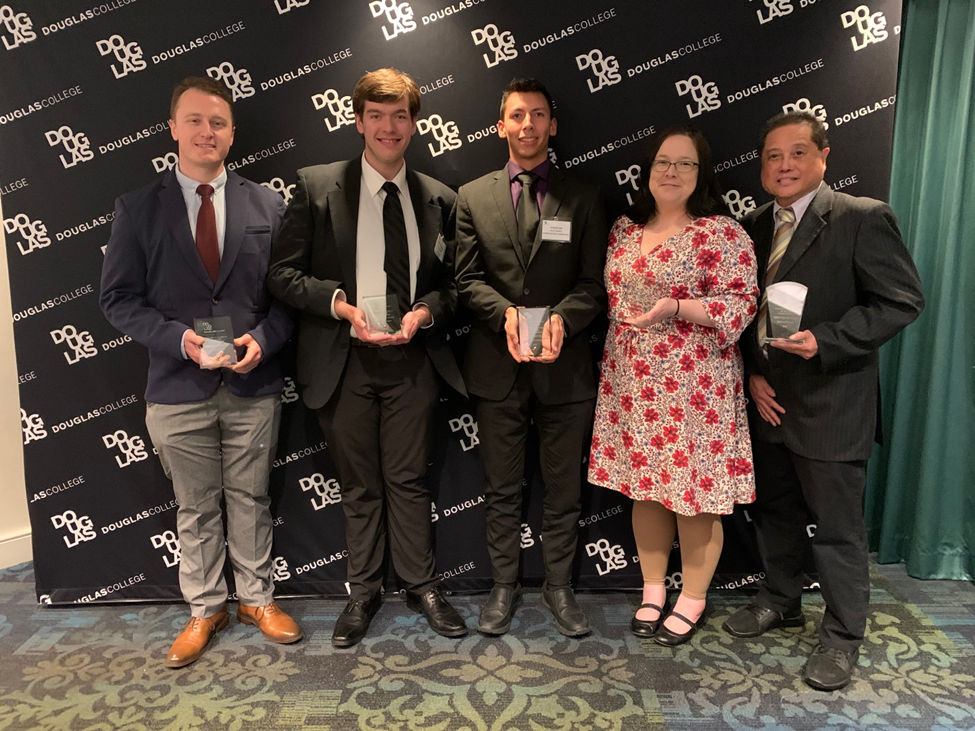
[352,68,421,119]
[759,111,829,153]
[170,76,235,124]
[499,78,554,120]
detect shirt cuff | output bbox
[330,289,346,319]
[412,302,434,329]
[181,329,191,360]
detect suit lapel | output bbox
[215,172,246,292]
[531,168,567,265]
[490,168,525,268]
[160,169,213,290]
[773,182,831,283]
[327,159,361,303]
[407,169,441,291]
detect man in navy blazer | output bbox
[101,77,301,668]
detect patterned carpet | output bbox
[0,560,973,730]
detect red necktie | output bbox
[196,184,220,284]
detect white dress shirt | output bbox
[773,184,820,229]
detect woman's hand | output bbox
[622,298,679,328]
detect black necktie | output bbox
[382,181,411,318]
[515,171,539,262]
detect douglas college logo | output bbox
[272,556,292,581]
[585,538,628,575]
[676,75,721,118]
[576,49,621,93]
[45,126,95,169]
[207,61,255,100]
[152,152,179,173]
[274,0,310,13]
[21,408,47,444]
[150,530,181,567]
[311,89,355,132]
[471,24,517,68]
[51,510,97,548]
[0,5,35,50]
[841,5,889,51]
[520,523,535,549]
[3,213,50,255]
[615,164,641,206]
[723,190,757,220]
[298,473,341,511]
[369,0,416,40]
[50,324,97,364]
[279,374,299,402]
[448,413,479,451]
[783,98,828,129]
[756,0,793,24]
[102,429,149,468]
[417,114,461,157]
[95,35,147,78]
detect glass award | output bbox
[361,294,402,335]
[761,282,808,344]
[518,307,551,357]
[194,316,238,369]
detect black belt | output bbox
[349,337,381,348]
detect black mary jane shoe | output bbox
[630,600,671,638]
[653,606,708,647]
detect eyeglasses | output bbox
[650,159,699,173]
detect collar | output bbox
[773,184,820,225]
[361,152,408,197]
[507,159,552,183]
[175,164,227,194]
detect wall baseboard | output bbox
[0,532,31,569]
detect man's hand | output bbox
[530,313,565,364]
[335,300,383,343]
[183,330,206,365]
[380,305,431,346]
[749,374,785,426]
[622,298,679,328]
[232,333,263,373]
[504,307,531,363]
[770,330,818,359]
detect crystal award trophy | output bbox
[518,307,551,357]
[361,294,402,335]
[761,282,808,344]
[194,316,238,369]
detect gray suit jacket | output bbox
[266,158,465,409]
[100,169,292,404]
[455,165,608,403]
[741,182,924,461]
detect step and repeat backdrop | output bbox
[1,0,901,604]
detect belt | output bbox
[349,337,381,348]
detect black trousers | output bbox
[316,342,438,601]
[752,440,870,652]
[476,367,595,588]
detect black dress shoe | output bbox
[477,584,522,635]
[332,594,382,648]
[803,644,858,691]
[630,599,671,638]
[406,585,468,638]
[653,606,708,647]
[542,586,590,637]
[722,603,805,638]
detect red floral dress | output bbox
[588,215,759,515]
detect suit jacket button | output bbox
[523,288,530,295]
[212,298,219,305]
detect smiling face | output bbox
[169,88,234,182]
[761,122,829,207]
[648,134,699,212]
[355,97,416,180]
[498,91,557,170]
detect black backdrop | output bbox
[0,0,902,603]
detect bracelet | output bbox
[673,299,680,318]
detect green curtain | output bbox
[865,0,975,580]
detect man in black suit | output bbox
[455,78,608,636]
[267,68,467,647]
[723,111,924,690]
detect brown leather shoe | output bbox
[237,602,303,643]
[165,610,229,668]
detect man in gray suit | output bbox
[723,111,924,690]
[101,77,302,668]
[267,68,467,647]
[455,78,607,637]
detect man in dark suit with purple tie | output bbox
[101,77,301,668]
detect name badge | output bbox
[541,218,571,243]
[434,233,446,262]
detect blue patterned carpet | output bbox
[0,560,973,730]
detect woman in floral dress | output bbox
[589,127,759,646]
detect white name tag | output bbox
[434,233,446,262]
[541,218,571,242]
